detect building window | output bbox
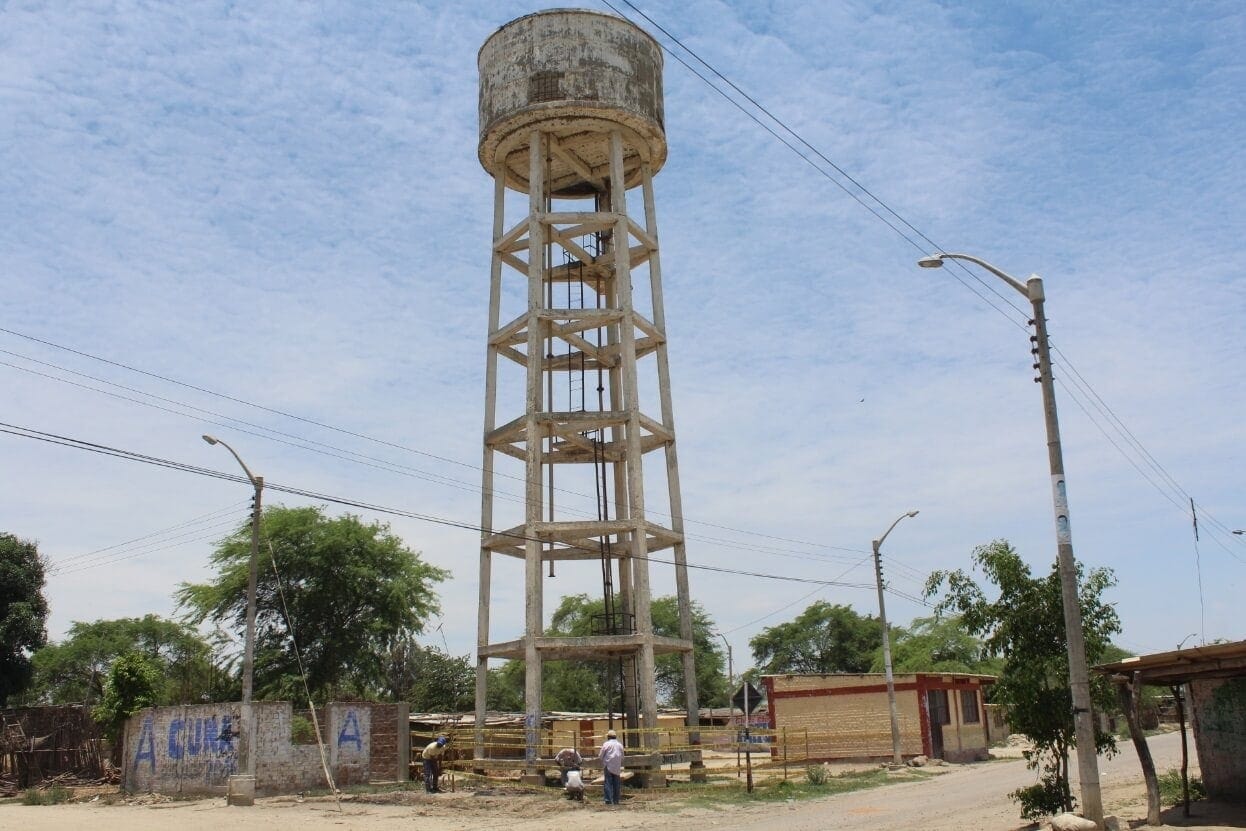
[960,689,980,724]
[528,71,564,103]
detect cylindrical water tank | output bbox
[478,9,666,195]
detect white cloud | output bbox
[2,0,1243,681]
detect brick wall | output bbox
[765,673,991,762]
[123,703,243,796]
[123,701,408,796]
[1190,677,1246,802]
[768,675,925,759]
[368,703,408,781]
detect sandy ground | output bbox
[3,731,1242,831]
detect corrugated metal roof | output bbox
[1094,639,1246,685]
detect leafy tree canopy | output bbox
[871,615,1003,676]
[379,638,474,712]
[488,593,727,711]
[0,533,49,705]
[750,601,880,675]
[176,505,447,703]
[926,539,1120,818]
[94,652,163,741]
[27,614,222,705]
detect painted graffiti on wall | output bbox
[337,709,362,751]
[130,707,240,788]
[125,702,402,796]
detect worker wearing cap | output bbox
[599,729,624,805]
[421,735,450,793]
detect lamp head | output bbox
[907,510,920,518]
[917,255,945,269]
[202,434,219,446]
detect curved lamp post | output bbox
[918,252,1103,825]
[202,434,262,787]
[873,510,918,766]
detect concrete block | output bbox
[227,775,256,806]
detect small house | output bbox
[763,672,996,762]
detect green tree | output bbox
[379,638,474,712]
[93,652,163,742]
[750,602,880,675]
[925,540,1120,819]
[871,615,1003,675]
[28,614,222,705]
[177,505,447,702]
[0,533,49,706]
[487,593,727,711]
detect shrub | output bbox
[1010,776,1071,820]
[805,763,829,785]
[20,786,69,805]
[1157,769,1205,805]
[291,714,317,744]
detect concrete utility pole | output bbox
[872,510,918,767]
[202,434,262,793]
[918,253,1103,826]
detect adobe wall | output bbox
[1190,677,1246,803]
[122,701,408,796]
[766,675,924,759]
[764,673,990,762]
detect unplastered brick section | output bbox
[122,701,409,796]
[1190,677,1246,802]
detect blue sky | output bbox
[3,0,1244,672]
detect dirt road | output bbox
[4,731,1241,830]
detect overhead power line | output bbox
[2,422,886,590]
[599,0,1246,563]
[48,501,247,570]
[0,328,909,570]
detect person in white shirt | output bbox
[599,729,624,805]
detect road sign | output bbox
[731,682,762,714]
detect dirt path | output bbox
[4,731,1241,830]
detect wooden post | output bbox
[1172,683,1190,817]
[1116,673,1161,825]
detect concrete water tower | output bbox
[473,9,699,771]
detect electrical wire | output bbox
[0,330,899,568]
[48,502,247,569]
[597,0,1033,331]
[54,524,241,576]
[2,422,884,591]
[594,2,1246,565]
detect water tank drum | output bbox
[478,8,666,197]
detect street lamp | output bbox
[713,632,741,776]
[873,510,918,767]
[202,434,263,788]
[918,252,1103,825]
[714,632,734,694]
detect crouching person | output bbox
[555,746,583,800]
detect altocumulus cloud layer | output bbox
[2,0,1243,661]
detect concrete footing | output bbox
[226,775,256,806]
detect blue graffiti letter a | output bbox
[133,717,157,772]
[337,710,362,750]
